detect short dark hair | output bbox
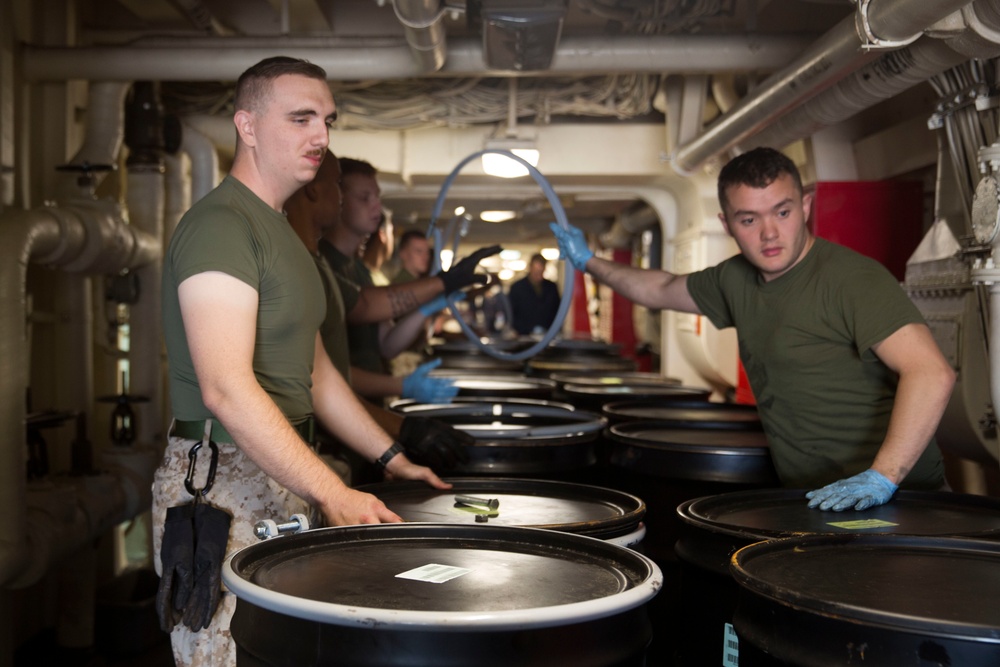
[234,56,327,114]
[338,157,377,180]
[398,229,429,251]
[530,253,546,266]
[717,147,803,213]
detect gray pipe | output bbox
[0,204,159,587]
[22,34,812,82]
[393,0,447,72]
[672,0,976,173]
[747,1,1000,154]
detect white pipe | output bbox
[21,34,812,81]
[58,82,130,198]
[672,0,977,174]
[180,122,219,205]
[0,204,159,588]
[749,1,1000,152]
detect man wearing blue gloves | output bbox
[319,157,500,406]
[550,147,955,512]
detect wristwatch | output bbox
[374,441,404,471]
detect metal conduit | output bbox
[672,0,976,174]
[21,34,812,82]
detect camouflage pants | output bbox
[152,432,308,667]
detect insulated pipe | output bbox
[393,0,447,72]
[600,205,659,250]
[180,122,219,205]
[0,205,159,587]
[748,0,1000,153]
[21,34,812,82]
[57,82,130,198]
[672,0,976,174]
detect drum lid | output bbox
[679,489,1000,540]
[549,372,681,387]
[603,399,760,427]
[607,421,769,452]
[356,478,644,538]
[224,523,661,630]
[732,534,1000,638]
[563,384,711,402]
[389,398,606,440]
[431,374,557,394]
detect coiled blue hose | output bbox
[427,149,576,362]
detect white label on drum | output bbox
[723,622,739,666]
[395,563,472,584]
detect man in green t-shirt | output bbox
[154,57,449,667]
[550,147,956,513]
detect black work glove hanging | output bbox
[399,416,473,470]
[155,504,196,633]
[439,245,503,293]
[182,503,232,632]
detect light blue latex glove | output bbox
[805,469,898,512]
[418,292,466,317]
[548,221,594,271]
[401,358,459,404]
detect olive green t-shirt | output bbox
[162,175,326,422]
[313,253,357,382]
[686,238,944,489]
[318,239,388,374]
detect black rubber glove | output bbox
[182,503,232,632]
[439,245,503,293]
[399,416,473,470]
[155,504,195,633]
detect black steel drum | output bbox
[549,372,682,387]
[356,477,646,548]
[675,489,1000,667]
[732,534,1000,666]
[429,371,557,401]
[225,523,663,667]
[558,383,712,413]
[602,399,762,428]
[526,357,638,378]
[427,338,528,372]
[599,420,778,666]
[390,397,606,478]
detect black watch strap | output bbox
[374,441,405,470]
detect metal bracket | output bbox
[856,0,922,51]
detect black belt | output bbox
[171,416,315,445]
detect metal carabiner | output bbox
[185,440,219,499]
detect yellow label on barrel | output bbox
[827,519,898,529]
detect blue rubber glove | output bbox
[805,469,898,512]
[548,221,594,271]
[401,358,459,404]
[418,292,466,317]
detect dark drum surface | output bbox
[603,399,761,427]
[229,524,656,617]
[733,535,1000,639]
[609,423,768,450]
[549,372,681,386]
[355,478,644,539]
[680,488,1000,541]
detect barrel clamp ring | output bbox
[856,0,921,51]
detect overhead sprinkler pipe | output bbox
[428,149,574,362]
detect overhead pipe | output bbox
[392,0,447,72]
[671,0,977,174]
[746,0,1000,155]
[21,34,812,82]
[600,205,659,249]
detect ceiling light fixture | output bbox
[482,79,539,179]
[480,210,517,223]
